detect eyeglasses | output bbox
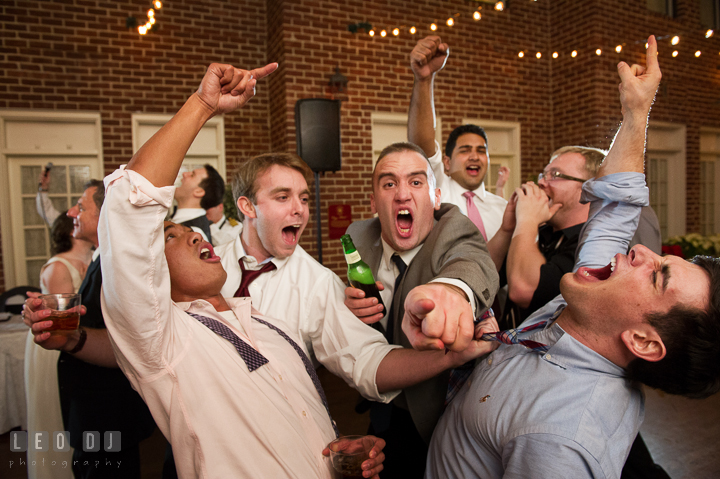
[538,169,587,183]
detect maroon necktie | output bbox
[234,260,276,298]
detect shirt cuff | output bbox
[580,172,649,206]
[429,278,477,316]
[104,165,176,208]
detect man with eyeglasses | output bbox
[487,146,605,324]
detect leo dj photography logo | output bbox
[8,431,122,470]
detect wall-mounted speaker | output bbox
[295,99,341,172]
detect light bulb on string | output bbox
[446,17,454,27]
[596,48,602,56]
[615,45,622,53]
[149,17,156,24]
[473,11,481,20]
[518,51,524,58]
[552,52,558,58]
[645,42,649,49]
[369,30,375,37]
[138,25,148,34]
[393,28,399,36]
[410,26,416,34]
[671,36,680,45]
[672,50,678,57]
[536,52,542,59]
[430,23,437,31]
[495,1,504,11]
[147,9,154,17]
[154,0,162,9]
[571,50,577,57]
[380,29,387,37]
[706,29,714,38]
[695,51,701,57]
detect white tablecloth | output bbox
[0,313,29,433]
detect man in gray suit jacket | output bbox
[345,142,499,478]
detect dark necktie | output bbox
[187,311,339,437]
[386,254,407,344]
[234,260,276,298]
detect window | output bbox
[700,129,720,235]
[131,114,227,182]
[647,0,675,16]
[370,112,442,166]
[646,122,686,240]
[700,0,720,30]
[0,110,104,288]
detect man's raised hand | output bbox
[196,62,279,116]
[410,36,449,82]
[617,35,661,118]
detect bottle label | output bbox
[344,251,361,264]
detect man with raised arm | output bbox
[407,35,507,240]
[409,36,720,479]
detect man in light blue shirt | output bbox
[405,36,720,479]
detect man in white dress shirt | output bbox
[407,35,507,240]
[169,162,225,243]
[206,202,243,246]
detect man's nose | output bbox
[629,244,655,265]
[395,183,411,201]
[67,205,78,218]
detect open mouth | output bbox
[396,209,413,237]
[281,225,301,245]
[198,242,219,262]
[466,165,481,176]
[579,256,616,281]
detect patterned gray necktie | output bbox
[187,311,339,437]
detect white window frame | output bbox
[646,121,686,239]
[131,113,227,180]
[700,127,720,234]
[0,110,104,289]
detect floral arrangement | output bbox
[663,233,720,258]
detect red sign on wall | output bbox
[328,204,352,239]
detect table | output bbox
[0,313,29,434]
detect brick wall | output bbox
[1,0,719,291]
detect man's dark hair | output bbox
[444,124,489,158]
[84,179,105,210]
[51,211,74,255]
[199,164,225,210]
[626,255,720,399]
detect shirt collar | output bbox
[236,236,290,271]
[91,248,101,262]
[171,208,207,223]
[380,236,423,271]
[469,181,487,200]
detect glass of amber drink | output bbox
[327,435,373,479]
[40,293,81,335]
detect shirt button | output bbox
[487,358,493,366]
[546,354,552,360]
[278,375,282,380]
[302,411,307,417]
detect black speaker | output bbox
[295,99,341,172]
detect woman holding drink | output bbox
[24,211,93,479]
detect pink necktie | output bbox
[462,191,488,240]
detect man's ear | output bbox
[192,186,206,200]
[370,193,377,215]
[621,326,666,363]
[433,188,441,210]
[237,197,256,219]
[442,155,452,176]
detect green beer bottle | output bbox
[340,234,385,312]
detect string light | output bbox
[672,50,679,57]
[369,29,375,36]
[430,23,437,31]
[671,36,680,45]
[409,26,416,34]
[147,9,154,17]
[706,29,714,38]
[139,25,148,35]
[495,1,505,11]
[446,17,455,27]
[645,42,649,49]
[392,28,399,36]
[153,0,162,8]
[130,0,164,35]
[552,52,558,58]
[596,48,602,56]
[615,45,622,53]
[536,52,542,59]
[473,11,481,20]
[695,50,701,57]
[380,29,387,37]
[571,50,577,57]
[518,51,524,58]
